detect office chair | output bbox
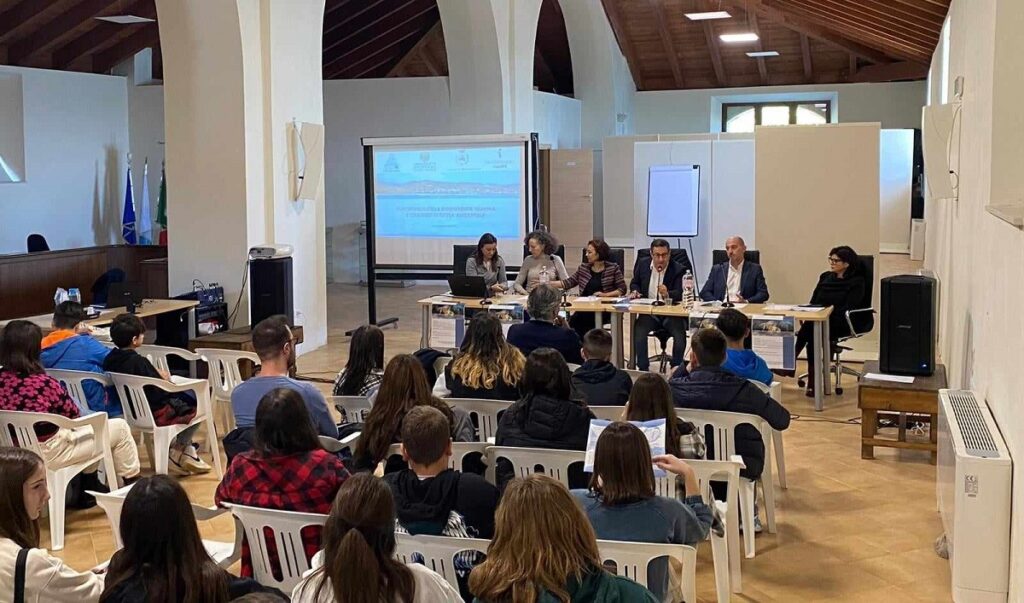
[27,233,50,252]
[634,248,693,372]
[522,244,565,264]
[452,245,477,277]
[579,247,626,272]
[711,249,761,266]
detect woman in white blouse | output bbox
[513,230,569,294]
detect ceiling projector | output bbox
[248,244,294,260]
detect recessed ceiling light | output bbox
[720,32,759,43]
[685,11,731,20]
[95,15,154,24]
[746,51,780,57]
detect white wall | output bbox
[533,91,582,149]
[634,81,926,135]
[925,1,1024,597]
[323,77,453,283]
[115,58,165,239]
[0,66,128,254]
[879,129,914,253]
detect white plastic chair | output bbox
[597,539,698,603]
[485,446,585,488]
[449,398,512,443]
[222,503,328,593]
[318,433,360,454]
[689,457,745,595]
[394,533,491,592]
[108,372,223,477]
[329,395,373,424]
[749,379,788,490]
[624,368,666,382]
[137,344,202,374]
[589,406,626,421]
[0,410,117,550]
[679,408,776,558]
[386,441,491,472]
[46,368,113,415]
[90,483,241,569]
[195,348,261,432]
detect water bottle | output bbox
[539,265,550,285]
[682,270,695,308]
[68,288,81,304]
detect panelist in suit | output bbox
[699,236,769,304]
[629,239,688,372]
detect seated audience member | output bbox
[102,313,211,475]
[716,309,773,386]
[572,422,712,601]
[0,321,140,501]
[466,232,509,295]
[699,235,770,303]
[216,388,349,578]
[794,245,867,397]
[552,239,627,340]
[469,474,659,603]
[624,373,685,458]
[102,475,284,602]
[385,406,499,539]
[571,329,632,406]
[629,239,688,372]
[513,230,569,294]
[445,312,524,400]
[230,316,338,439]
[40,301,120,416]
[291,473,462,603]
[507,284,584,364]
[669,328,790,482]
[0,447,104,599]
[352,354,474,473]
[332,324,384,397]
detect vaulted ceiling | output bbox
[0,0,947,94]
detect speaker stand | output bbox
[344,317,398,337]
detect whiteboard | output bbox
[647,164,700,237]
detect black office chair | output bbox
[452,245,477,277]
[633,247,693,372]
[90,269,126,307]
[27,233,50,253]
[711,249,761,265]
[579,247,626,272]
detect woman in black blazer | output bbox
[553,238,627,340]
[794,245,866,397]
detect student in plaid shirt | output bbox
[216,388,350,578]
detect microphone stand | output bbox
[722,266,735,308]
[652,268,666,307]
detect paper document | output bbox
[795,305,825,311]
[585,419,667,477]
[765,304,798,311]
[864,373,915,384]
[573,296,601,302]
[630,299,658,305]
[750,315,797,370]
[429,303,465,349]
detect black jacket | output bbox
[810,271,868,337]
[629,259,685,302]
[445,361,520,401]
[102,347,193,415]
[495,393,594,451]
[669,366,790,479]
[507,320,584,365]
[384,468,500,539]
[571,360,633,407]
[99,573,285,602]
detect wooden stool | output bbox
[858,361,947,464]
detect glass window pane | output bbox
[725,108,755,133]
[797,103,828,125]
[761,105,790,126]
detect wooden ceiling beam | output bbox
[887,0,951,20]
[322,0,436,68]
[748,12,769,85]
[420,45,442,76]
[816,0,945,38]
[51,0,155,69]
[600,0,645,90]
[699,0,726,88]
[8,0,119,64]
[717,0,895,65]
[852,0,945,29]
[647,0,684,88]
[387,21,440,77]
[780,0,936,55]
[0,0,54,42]
[849,60,929,83]
[92,22,158,73]
[326,11,436,77]
[800,33,813,82]
[323,0,420,55]
[849,54,858,77]
[323,0,389,38]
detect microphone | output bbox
[722,281,735,308]
[561,289,571,308]
[652,266,666,307]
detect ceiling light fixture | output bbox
[746,51,780,57]
[720,32,759,43]
[685,11,731,20]
[95,15,154,24]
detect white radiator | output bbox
[937,390,1012,602]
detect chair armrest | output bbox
[192,504,229,521]
[340,431,361,446]
[844,307,876,336]
[728,454,746,470]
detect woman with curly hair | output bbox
[514,230,569,294]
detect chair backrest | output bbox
[453,244,477,276]
[196,348,261,401]
[394,533,491,592]
[448,398,512,443]
[223,503,328,593]
[711,249,761,266]
[853,254,876,333]
[386,441,491,472]
[589,406,624,421]
[46,368,113,415]
[91,268,127,306]
[27,233,50,252]
[624,368,665,382]
[635,247,693,276]
[678,408,770,463]
[597,539,698,603]
[579,247,626,272]
[137,345,202,375]
[108,372,164,429]
[329,395,373,424]
[0,410,50,455]
[486,446,585,488]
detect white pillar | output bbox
[156,0,327,350]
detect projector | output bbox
[249,244,294,260]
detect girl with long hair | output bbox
[333,324,385,396]
[571,422,712,601]
[624,373,684,458]
[0,447,105,600]
[291,473,461,602]
[469,474,658,603]
[466,232,508,294]
[447,312,525,400]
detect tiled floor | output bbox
[43,254,952,602]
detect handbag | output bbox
[677,419,707,460]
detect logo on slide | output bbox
[457,150,469,166]
[419,152,430,162]
[384,154,399,173]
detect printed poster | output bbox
[585,419,667,478]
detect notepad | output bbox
[864,372,915,384]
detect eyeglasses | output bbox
[827,257,843,264]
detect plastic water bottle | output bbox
[539,265,550,285]
[682,270,695,308]
[68,288,81,304]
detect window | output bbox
[721,100,832,133]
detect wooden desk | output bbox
[188,325,305,378]
[858,361,947,464]
[1,299,199,331]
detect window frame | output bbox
[720,100,833,133]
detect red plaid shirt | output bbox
[215,449,349,577]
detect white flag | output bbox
[138,160,153,245]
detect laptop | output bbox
[447,275,490,299]
[103,282,144,309]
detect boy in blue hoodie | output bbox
[40,301,121,416]
[715,308,773,386]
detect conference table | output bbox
[417,295,835,410]
[0,299,199,332]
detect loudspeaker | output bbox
[249,257,294,328]
[880,274,936,375]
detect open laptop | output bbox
[447,275,490,299]
[103,282,144,309]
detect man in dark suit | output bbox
[507,284,584,364]
[629,238,688,371]
[700,236,769,303]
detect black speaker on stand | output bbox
[879,274,936,376]
[249,256,294,328]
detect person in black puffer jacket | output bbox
[495,348,595,489]
[571,328,632,406]
[669,328,791,481]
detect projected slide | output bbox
[374,146,522,239]
[647,164,700,237]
